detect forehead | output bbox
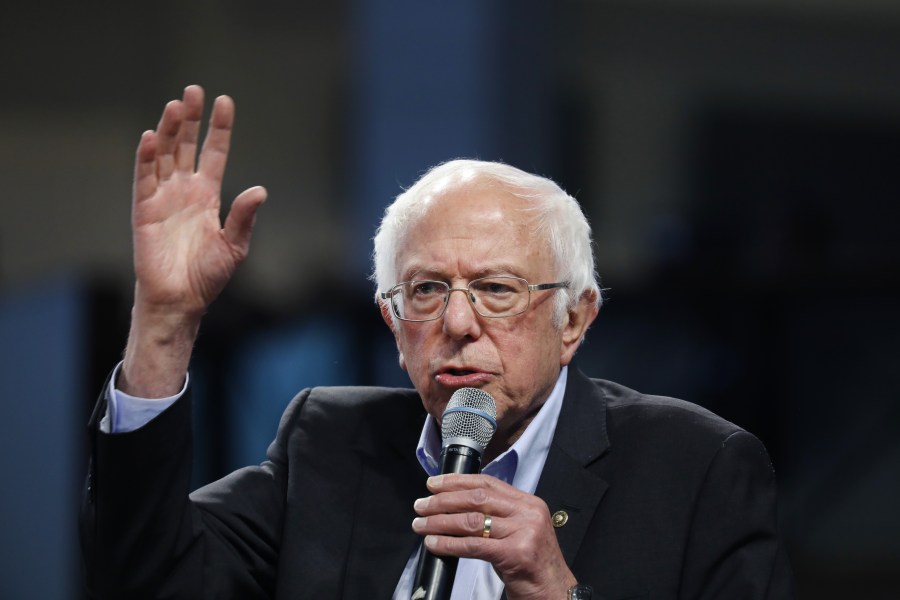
[395,182,554,279]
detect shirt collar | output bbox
[415,366,568,494]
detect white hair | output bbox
[372,159,601,327]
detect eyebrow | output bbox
[402,263,527,282]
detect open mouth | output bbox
[446,368,476,376]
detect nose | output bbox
[442,287,482,340]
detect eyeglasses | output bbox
[380,276,569,322]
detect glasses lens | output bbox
[469,277,529,317]
[394,280,449,321]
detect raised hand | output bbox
[412,474,578,600]
[121,86,266,397]
[132,85,266,314]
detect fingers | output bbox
[413,511,501,563]
[427,473,505,493]
[417,474,519,516]
[133,130,159,205]
[412,475,551,556]
[154,99,185,181]
[423,530,498,560]
[139,86,233,193]
[223,186,268,258]
[413,510,500,539]
[412,475,575,596]
[174,85,204,173]
[198,94,236,188]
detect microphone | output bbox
[411,387,497,600]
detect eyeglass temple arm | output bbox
[528,281,570,291]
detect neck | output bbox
[482,410,539,464]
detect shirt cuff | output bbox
[100,361,190,433]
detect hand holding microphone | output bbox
[411,387,497,600]
[410,389,579,600]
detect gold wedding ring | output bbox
[482,515,493,538]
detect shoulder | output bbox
[278,385,421,423]
[280,384,424,428]
[589,377,744,441]
[569,374,766,477]
[270,385,426,453]
[296,385,421,412]
[570,375,776,498]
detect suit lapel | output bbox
[341,399,429,599]
[533,367,610,565]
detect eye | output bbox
[474,279,516,296]
[410,281,444,296]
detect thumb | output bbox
[223,185,267,259]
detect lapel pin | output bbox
[552,510,569,528]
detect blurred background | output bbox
[1,0,899,598]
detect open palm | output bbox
[132,85,266,316]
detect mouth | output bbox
[445,368,476,376]
[434,366,493,388]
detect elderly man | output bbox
[81,86,793,599]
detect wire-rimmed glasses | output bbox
[380,276,569,322]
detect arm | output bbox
[679,431,795,600]
[82,86,270,598]
[83,383,312,599]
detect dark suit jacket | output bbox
[81,367,793,599]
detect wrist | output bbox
[132,280,208,323]
[121,300,201,398]
[129,299,203,341]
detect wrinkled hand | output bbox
[132,85,267,316]
[120,86,266,397]
[412,474,577,600]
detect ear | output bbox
[379,299,396,331]
[379,300,407,371]
[560,291,600,366]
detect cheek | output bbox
[396,328,433,378]
[492,330,532,382]
[506,321,562,380]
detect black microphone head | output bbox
[441,388,497,453]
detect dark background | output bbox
[1,1,898,598]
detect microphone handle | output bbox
[411,444,482,600]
